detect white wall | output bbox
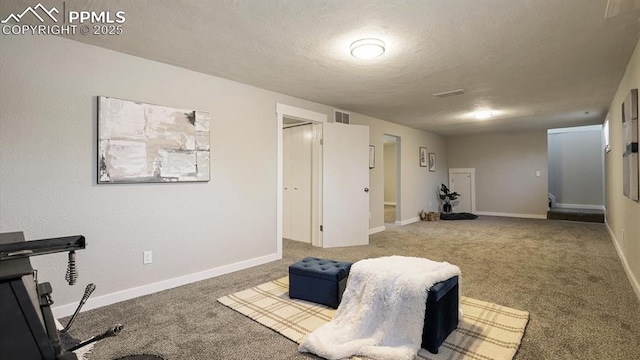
[0,35,334,311]
[605,39,640,301]
[548,126,604,207]
[383,142,396,204]
[446,131,549,217]
[0,35,448,312]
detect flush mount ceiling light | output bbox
[350,38,385,59]
[474,110,494,120]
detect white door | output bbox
[291,125,312,243]
[283,125,313,243]
[282,128,292,239]
[449,170,474,213]
[322,123,370,248]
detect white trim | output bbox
[554,203,605,210]
[547,125,602,134]
[277,104,327,123]
[311,122,323,248]
[369,226,386,235]
[52,253,279,319]
[384,202,396,206]
[605,221,640,303]
[277,108,283,258]
[383,134,397,143]
[448,168,476,213]
[475,211,546,219]
[395,217,420,226]
[276,103,327,254]
[393,135,402,228]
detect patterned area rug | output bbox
[218,277,529,360]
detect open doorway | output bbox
[383,134,401,225]
[547,125,605,222]
[282,119,314,244]
[276,104,326,258]
[276,103,371,257]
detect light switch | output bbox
[535,170,541,177]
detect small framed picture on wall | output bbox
[369,145,375,169]
[419,147,428,167]
[429,153,436,172]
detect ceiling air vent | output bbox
[432,89,466,98]
[334,110,350,124]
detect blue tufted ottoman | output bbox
[421,276,459,354]
[289,257,352,309]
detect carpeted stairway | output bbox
[547,207,605,223]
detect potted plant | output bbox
[439,184,460,213]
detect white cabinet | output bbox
[283,125,313,242]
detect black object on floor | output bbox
[440,212,478,220]
[114,355,164,360]
[59,331,81,351]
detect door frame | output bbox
[382,134,402,224]
[276,104,327,258]
[448,168,476,213]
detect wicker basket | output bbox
[427,212,440,221]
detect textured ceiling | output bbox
[2,0,639,135]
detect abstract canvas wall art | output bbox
[622,88,638,201]
[98,96,210,183]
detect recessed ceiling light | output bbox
[350,38,385,59]
[474,110,494,120]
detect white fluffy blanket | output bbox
[299,256,461,360]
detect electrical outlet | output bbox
[535,170,541,177]
[143,251,152,265]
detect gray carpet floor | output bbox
[63,216,640,360]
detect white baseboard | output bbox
[369,226,386,235]
[475,211,546,219]
[384,202,396,206]
[554,203,605,210]
[605,221,640,303]
[395,217,420,226]
[52,253,279,318]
